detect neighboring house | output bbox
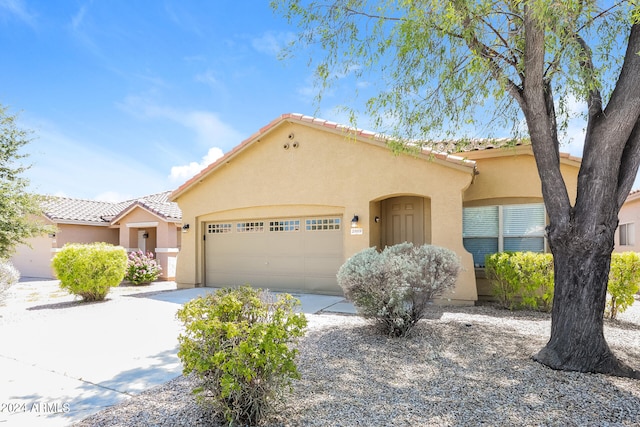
[616,189,640,252]
[170,113,581,304]
[10,191,182,280]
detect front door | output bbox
[137,230,147,253]
[381,196,424,247]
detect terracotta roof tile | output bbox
[43,191,182,225]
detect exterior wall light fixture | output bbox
[182,224,190,231]
[351,215,359,228]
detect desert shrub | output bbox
[337,242,461,337]
[52,243,127,301]
[485,252,519,309]
[124,251,162,285]
[177,286,307,426]
[0,259,20,296]
[486,252,554,311]
[606,252,640,320]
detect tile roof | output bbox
[43,191,182,225]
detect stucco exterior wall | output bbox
[463,147,579,205]
[174,120,477,303]
[54,224,119,247]
[616,195,640,253]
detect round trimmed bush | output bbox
[337,242,461,337]
[52,243,127,301]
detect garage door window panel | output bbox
[269,220,300,232]
[306,217,341,231]
[208,223,232,234]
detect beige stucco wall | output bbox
[463,146,579,205]
[173,120,477,303]
[54,224,119,247]
[616,195,640,253]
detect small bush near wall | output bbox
[177,286,307,426]
[606,252,640,320]
[337,242,461,337]
[0,259,20,296]
[124,251,162,285]
[52,243,127,302]
[486,252,554,312]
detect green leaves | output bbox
[51,243,127,301]
[0,104,53,258]
[486,251,554,311]
[272,1,635,144]
[606,252,640,320]
[176,286,307,425]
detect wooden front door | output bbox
[381,196,425,247]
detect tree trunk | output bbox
[533,230,640,378]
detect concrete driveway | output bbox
[0,279,354,427]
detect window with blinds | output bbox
[620,223,635,246]
[463,203,546,267]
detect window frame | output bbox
[463,203,547,267]
[620,223,635,246]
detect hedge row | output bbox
[485,251,640,319]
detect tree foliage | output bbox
[274,1,640,377]
[0,104,51,258]
[273,0,635,143]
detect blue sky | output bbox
[1,1,594,202]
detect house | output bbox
[170,113,581,304]
[10,191,182,280]
[616,189,640,252]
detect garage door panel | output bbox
[268,234,304,255]
[206,216,343,294]
[269,274,305,290]
[208,272,271,288]
[304,256,343,275]
[303,233,342,255]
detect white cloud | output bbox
[23,117,169,201]
[118,95,243,148]
[251,31,296,56]
[0,0,37,27]
[169,147,224,182]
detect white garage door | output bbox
[205,216,343,293]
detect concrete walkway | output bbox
[0,279,355,427]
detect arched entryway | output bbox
[371,195,432,249]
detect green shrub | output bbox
[52,243,127,301]
[0,259,20,296]
[485,252,554,311]
[606,252,640,320]
[124,250,162,285]
[337,242,461,337]
[177,286,307,426]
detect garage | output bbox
[205,216,343,293]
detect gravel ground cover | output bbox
[73,300,640,427]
